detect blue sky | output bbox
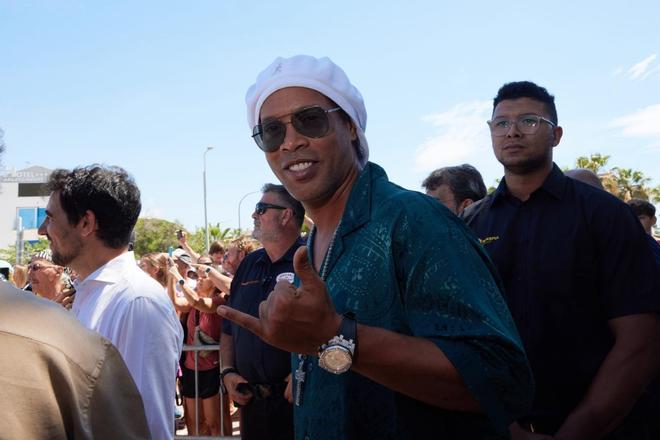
[2,1,659,231]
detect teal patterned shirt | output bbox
[293,163,533,440]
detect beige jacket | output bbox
[0,281,150,439]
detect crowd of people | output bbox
[1,54,659,440]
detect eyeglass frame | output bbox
[487,114,557,136]
[27,262,58,272]
[254,202,288,216]
[251,106,342,152]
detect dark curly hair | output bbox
[46,165,141,249]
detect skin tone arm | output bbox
[553,314,660,439]
[510,314,660,440]
[193,264,232,294]
[218,246,481,412]
[165,266,191,313]
[180,281,218,313]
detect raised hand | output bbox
[217,246,341,354]
[54,287,75,310]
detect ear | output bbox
[551,126,563,147]
[78,210,98,238]
[458,198,474,214]
[281,208,293,226]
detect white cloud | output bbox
[414,100,492,172]
[611,104,660,137]
[627,54,658,80]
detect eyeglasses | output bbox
[254,202,287,215]
[27,262,56,272]
[487,114,556,136]
[252,106,341,152]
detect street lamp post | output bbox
[238,190,261,232]
[203,146,214,253]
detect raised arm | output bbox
[194,264,232,294]
[165,265,191,313]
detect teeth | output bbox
[289,162,313,172]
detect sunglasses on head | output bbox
[255,202,287,215]
[252,106,341,152]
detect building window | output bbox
[18,183,49,197]
[16,207,47,230]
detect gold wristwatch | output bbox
[318,312,357,374]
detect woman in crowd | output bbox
[167,257,232,436]
[138,251,188,429]
[139,252,169,289]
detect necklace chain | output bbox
[296,221,341,406]
[317,221,341,281]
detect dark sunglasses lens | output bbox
[255,203,266,215]
[292,107,330,138]
[253,121,286,152]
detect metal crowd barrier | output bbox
[174,343,239,439]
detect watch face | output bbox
[319,346,352,374]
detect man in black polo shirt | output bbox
[462,81,660,439]
[220,183,305,440]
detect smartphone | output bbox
[176,229,183,240]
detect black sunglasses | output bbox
[252,106,341,152]
[254,202,288,215]
[255,202,287,215]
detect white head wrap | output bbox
[245,55,369,165]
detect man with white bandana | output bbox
[218,55,534,439]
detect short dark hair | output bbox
[336,109,364,163]
[47,165,141,249]
[422,164,487,204]
[627,199,656,217]
[209,241,225,255]
[261,183,305,228]
[493,81,558,124]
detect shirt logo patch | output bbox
[240,280,260,286]
[276,272,295,284]
[479,236,500,245]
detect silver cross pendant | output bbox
[294,355,306,407]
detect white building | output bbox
[0,165,52,249]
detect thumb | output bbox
[293,246,323,288]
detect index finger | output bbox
[217,305,264,337]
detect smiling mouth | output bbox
[287,161,314,172]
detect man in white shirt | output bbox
[38,165,184,440]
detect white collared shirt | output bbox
[73,252,183,440]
